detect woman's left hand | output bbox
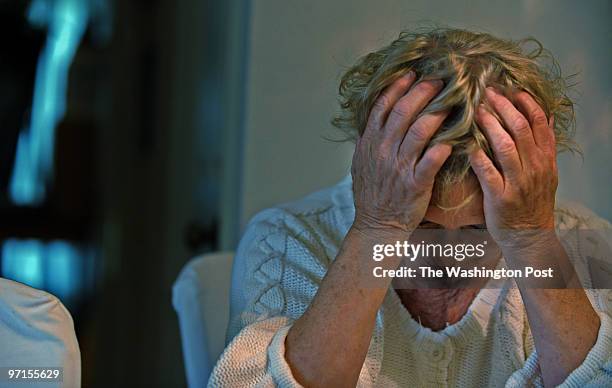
[469,87,558,250]
[471,88,601,388]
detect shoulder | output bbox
[554,200,611,230]
[554,200,612,292]
[227,176,354,332]
[233,175,354,292]
[241,175,354,257]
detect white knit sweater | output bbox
[209,175,612,387]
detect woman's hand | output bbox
[352,71,451,235]
[470,88,600,388]
[470,87,558,250]
[288,74,450,387]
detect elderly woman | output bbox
[209,28,611,387]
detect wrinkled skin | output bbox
[351,71,451,234]
[470,87,558,248]
[352,79,558,242]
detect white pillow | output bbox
[0,278,80,388]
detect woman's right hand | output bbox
[287,72,450,388]
[351,71,451,235]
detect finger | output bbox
[382,79,444,144]
[548,116,557,157]
[398,110,449,164]
[363,71,417,139]
[514,91,555,154]
[485,87,537,158]
[469,148,503,196]
[476,104,523,178]
[413,142,452,185]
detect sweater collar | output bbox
[380,269,512,348]
[332,173,519,344]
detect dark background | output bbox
[1,1,610,387]
[0,0,248,386]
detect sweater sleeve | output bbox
[208,208,330,388]
[505,308,612,388]
[207,317,301,387]
[506,208,612,387]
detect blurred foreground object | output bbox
[0,277,80,388]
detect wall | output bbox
[237,0,612,231]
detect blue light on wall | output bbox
[1,239,95,304]
[9,0,90,205]
[45,241,83,301]
[1,240,45,289]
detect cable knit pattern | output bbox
[209,175,612,387]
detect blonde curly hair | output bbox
[333,27,577,200]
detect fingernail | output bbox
[429,79,444,89]
[404,70,415,79]
[485,86,498,95]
